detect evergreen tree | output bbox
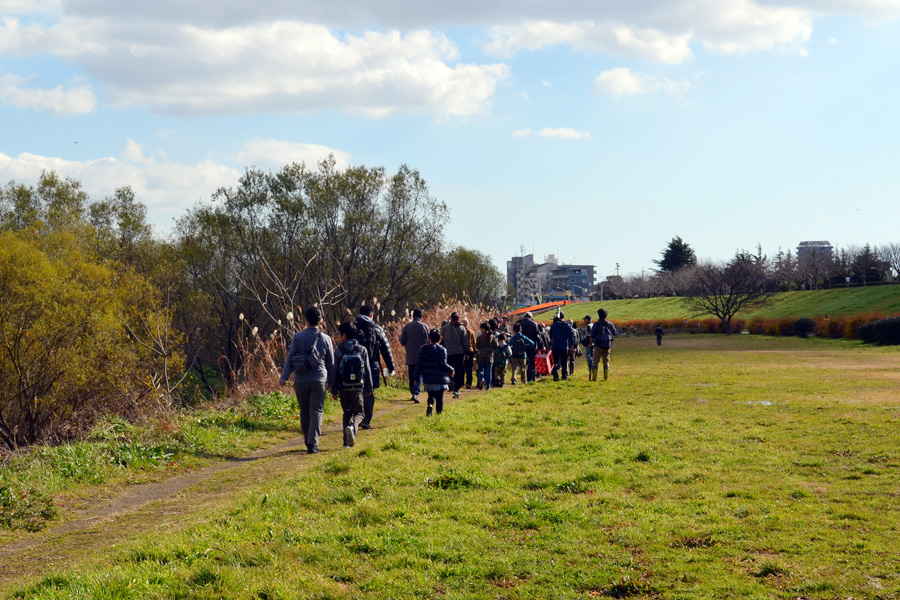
[654,236,697,273]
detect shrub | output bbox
[858,321,877,344]
[872,317,900,346]
[792,318,816,338]
[0,486,57,531]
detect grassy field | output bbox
[534,284,900,322]
[8,335,900,599]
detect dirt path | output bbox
[0,394,437,595]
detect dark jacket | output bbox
[281,326,334,384]
[476,332,499,362]
[399,318,430,366]
[549,320,575,352]
[356,314,395,372]
[519,317,540,352]
[591,320,618,349]
[331,339,373,395]
[509,332,536,358]
[413,343,454,386]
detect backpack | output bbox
[493,344,511,367]
[340,350,366,391]
[595,323,613,350]
[292,331,323,375]
[511,335,527,357]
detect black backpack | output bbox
[511,336,527,357]
[595,323,614,350]
[340,350,366,391]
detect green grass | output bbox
[535,284,900,322]
[11,335,900,599]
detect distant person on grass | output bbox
[476,321,499,390]
[590,308,618,381]
[280,306,334,454]
[461,318,477,389]
[355,304,395,430]
[399,308,429,404]
[580,315,594,373]
[549,313,575,381]
[508,322,535,385]
[518,312,541,383]
[440,312,467,399]
[492,333,512,388]
[414,329,455,416]
[331,321,372,449]
[655,325,665,346]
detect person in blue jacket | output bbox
[413,329,455,416]
[549,312,575,381]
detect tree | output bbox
[653,236,697,273]
[685,253,771,334]
[443,247,506,308]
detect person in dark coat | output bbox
[331,321,373,448]
[399,308,429,403]
[413,329,455,416]
[655,325,665,346]
[549,313,575,381]
[355,304,395,429]
[518,312,540,383]
[440,312,467,398]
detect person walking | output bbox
[331,321,372,449]
[492,333,512,387]
[508,322,535,385]
[414,329,455,416]
[355,304,395,429]
[279,306,334,454]
[566,319,579,375]
[580,315,594,373]
[518,312,540,383]
[440,312,468,399]
[461,318,477,389]
[475,322,498,390]
[590,308,618,381]
[399,308,429,403]
[655,325,665,346]
[549,313,575,381]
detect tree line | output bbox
[0,160,506,450]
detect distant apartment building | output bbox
[796,241,833,263]
[509,253,595,305]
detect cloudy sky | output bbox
[2,0,899,278]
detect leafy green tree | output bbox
[443,247,506,308]
[653,236,697,273]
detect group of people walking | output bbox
[280,305,620,454]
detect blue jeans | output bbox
[407,364,421,396]
[477,361,493,390]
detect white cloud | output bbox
[0,138,355,225]
[512,127,591,140]
[236,140,351,171]
[828,36,839,44]
[0,143,240,226]
[0,73,96,114]
[0,17,508,117]
[595,67,695,99]
[485,21,694,64]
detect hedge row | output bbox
[858,316,900,346]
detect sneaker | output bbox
[426,404,433,416]
[453,391,460,399]
[343,425,355,448]
[359,423,371,430]
[307,445,320,454]
[412,395,420,404]
[476,382,483,390]
[511,379,516,385]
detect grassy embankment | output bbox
[534,285,900,322]
[9,335,900,599]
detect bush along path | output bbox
[0,389,423,593]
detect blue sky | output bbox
[2,1,899,278]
